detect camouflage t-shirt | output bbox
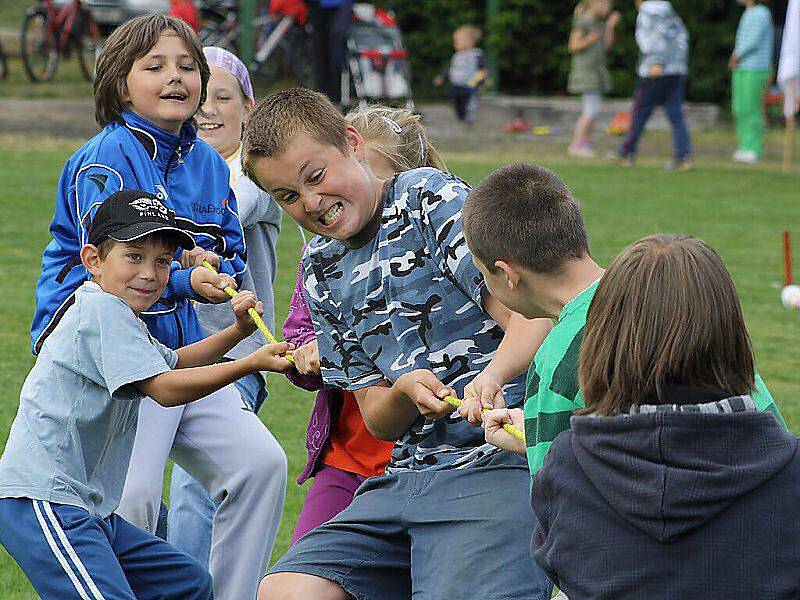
[303,168,526,472]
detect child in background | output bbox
[567,0,620,157]
[0,190,292,599]
[30,15,280,600]
[167,45,287,571]
[285,106,446,544]
[528,235,800,597]
[244,88,554,600]
[730,0,774,164]
[610,0,692,170]
[434,25,487,125]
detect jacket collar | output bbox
[121,109,197,166]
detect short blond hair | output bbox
[345,106,447,173]
[242,87,348,188]
[454,25,482,44]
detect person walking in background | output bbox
[307,0,353,108]
[730,0,774,164]
[434,25,488,125]
[567,0,621,157]
[610,0,692,171]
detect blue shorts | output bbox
[0,498,212,600]
[269,453,553,600]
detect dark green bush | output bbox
[379,0,750,103]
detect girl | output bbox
[284,106,446,543]
[167,46,287,573]
[31,15,281,600]
[530,236,800,597]
[567,0,620,157]
[730,0,774,164]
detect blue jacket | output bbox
[31,110,246,353]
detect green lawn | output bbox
[1,133,799,596]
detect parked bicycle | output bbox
[198,0,313,86]
[21,0,102,82]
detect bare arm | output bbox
[174,323,250,368]
[568,27,601,53]
[137,343,293,408]
[353,381,421,441]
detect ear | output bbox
[345,125,367,161]
[243,97,254,122]
[80,244,102,278]
[494,259,521,290]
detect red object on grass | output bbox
[504,116,531,133]
[169,0,199,32]
[269,0,309,26]
[784,230,792,286]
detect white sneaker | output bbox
[733,150,759,164]
[567,143,596,158]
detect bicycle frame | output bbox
[41,0,98,52]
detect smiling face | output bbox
[250,127,384,243]
[124,31,201,135]
[83,238,174,315]
[197,66,253,160]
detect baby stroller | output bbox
[342,3,413,110]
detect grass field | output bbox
[1,132,799,597]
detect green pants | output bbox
[732,69,770,156]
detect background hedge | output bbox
[376,0,783,104]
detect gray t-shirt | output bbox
[0,282,177,517]
[196,145,282,361]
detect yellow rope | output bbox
[201,261,295,364]
[442,395,525,441]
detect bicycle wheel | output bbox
[21,8,58,82]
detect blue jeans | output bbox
[619,74,692,160]
[166,372,267,568]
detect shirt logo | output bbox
[88,173,108,192]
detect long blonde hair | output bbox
[345,106,447,173]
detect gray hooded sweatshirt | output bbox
[636,0,689,78]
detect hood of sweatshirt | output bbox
[569,391,797,543]
[640,0,677,17]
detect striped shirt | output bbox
[734,4,774,72]
[524,279,787,476]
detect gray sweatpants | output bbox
[117,385,287,600]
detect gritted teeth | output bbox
[320,203,343,225]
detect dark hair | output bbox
[462,163,589,273]
[93,14,209,127]
[578,235,755,416]
[96,231,181,259]
[242,87,348,189]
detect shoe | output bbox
[664,157,694,171]
[607,151,633,166]
[568,142,596,158]
[732,150,759,164]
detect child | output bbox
[30,15,281,600]
[529,235,800,597]
[457,162,783,477]
[610,0,692,170]
[730,0,774,164]
[285,106,446,544]
[567,0,620,157]
[0,190,292,600]
[167,46,287,570]
[434,25,487,125]
[242,88,554,599]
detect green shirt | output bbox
[524,280,787,477]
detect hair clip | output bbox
[379,115,402,134]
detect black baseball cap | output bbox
[88,190,195,251]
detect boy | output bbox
[434,25,488,124]
[0,190,292,599]
[609,0,693,171]
[242,88,554,600]
[458,163,785,476]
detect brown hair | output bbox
[93,14,209,127]
[462,163,589,274]
[579,235,755,416]
[242,87,348,188]
[345,106,447,173]
[95,231,181,259]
